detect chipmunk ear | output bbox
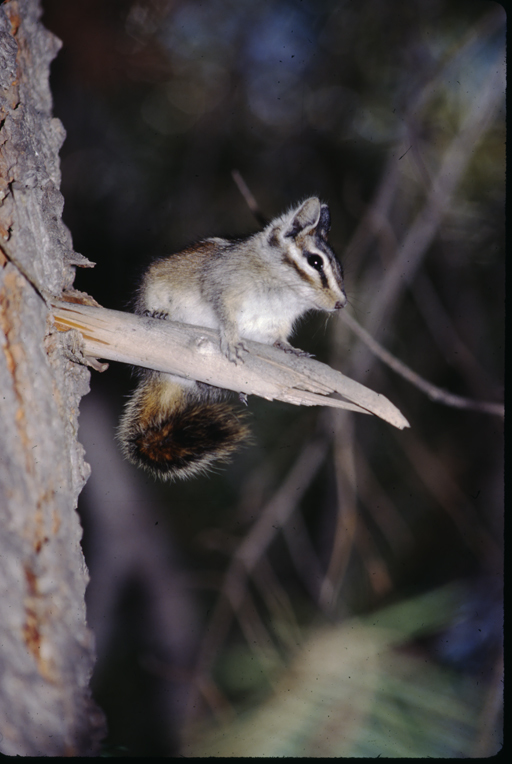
[284,197,322,238]
[317,203,331,239]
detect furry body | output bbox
[118,197,346,480]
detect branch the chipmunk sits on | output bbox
[52,301,409,423]
[52,197,409,482]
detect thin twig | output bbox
[411,272,501,399]
[195,440,328,658]
[341,311,504,417]
[353,523,393,598]
[195,675,236,726]
[393,428,500,561]
[251,557,303,649]
[184,437,330,728]
[281,507,326,606]
[228,438,330,607]
[234,594,285,678]
[231,169,269,226]
[354,443,414,553]
[365,57,505,337]
[319,411,358,612]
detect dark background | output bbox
[42,0,504,756]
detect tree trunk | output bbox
[0,0,105,755]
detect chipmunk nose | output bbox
[335,294,347,310]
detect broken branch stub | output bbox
[51,301,410,430]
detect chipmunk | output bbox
[117,197,346,481]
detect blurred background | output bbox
[42,0,504,756]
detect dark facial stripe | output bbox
[281,252,317,287]
[315,262,329,290]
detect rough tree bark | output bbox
[0,0,106,755]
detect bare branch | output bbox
[51,301,410,429]
[365,56,505,336]
[341,311,504,417]
[188,437,329,696]
[231,169,268,226]
[392,428,500,562]
[319,411,358,612]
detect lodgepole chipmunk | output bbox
[117,197,346,481]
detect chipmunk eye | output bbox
[307,253,324,271]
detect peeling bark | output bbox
[0,0,105,755]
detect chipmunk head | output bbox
[266,197,346,312]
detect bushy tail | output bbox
[117,374,249,481]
